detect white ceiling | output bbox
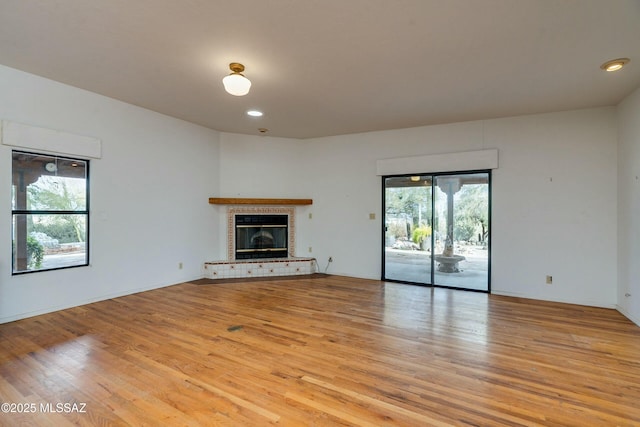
[0,0,639,139]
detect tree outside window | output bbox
[11,151,89,274]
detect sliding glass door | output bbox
[383,171,490,292]
[383,175,433,284]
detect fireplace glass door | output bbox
[235,214,288,259]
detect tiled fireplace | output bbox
[204,205,316,279]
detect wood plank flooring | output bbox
[1,275,640,426]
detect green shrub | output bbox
[412,225,432,244]
[27,235,44,269]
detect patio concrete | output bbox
[384,246,489,291]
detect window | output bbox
[11,151,89,274]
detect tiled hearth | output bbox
[204,257,317,279]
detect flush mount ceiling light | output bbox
[247,110,263,117]
[222,62,251,96]
[600,58,630,72]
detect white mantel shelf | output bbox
[209,197,313,205]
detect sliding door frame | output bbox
[381,169,491,293]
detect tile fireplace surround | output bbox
[204,206,317,279]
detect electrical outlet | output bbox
[546,275,552,284]
[308,246,312,253]
[179,262,183,270]
[328,256,333,263]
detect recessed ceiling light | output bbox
[600,58,630,72]
[247,110,263,117]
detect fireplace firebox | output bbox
[235,214,288,259]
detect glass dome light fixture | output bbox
[222,62,251,96]
[600,58,630,72]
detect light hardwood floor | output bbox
[1,275,639,426]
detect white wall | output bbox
[219,109,619,308]
[0,65,221,323]
[617,86,640,324]
[487,110,617,306]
